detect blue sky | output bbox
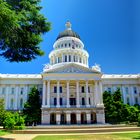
[0,0,140,74]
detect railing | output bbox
[48,105,96,108]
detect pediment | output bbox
[44,63,100,74]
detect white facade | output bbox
[0,22,140,125]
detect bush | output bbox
[3,112,15,130]
[3,112,25,130]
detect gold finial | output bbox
[65,21,72,30]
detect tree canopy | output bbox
[0,0,51,62]
[103,88,139,124]
[23,86,41,125]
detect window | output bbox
[127,97,130,105]
[65,55,67,62]
[82,86,85,93]
[61,44,63,47]
[73,56,76,62]
[39,88,42,95]
[133,87,137,94]
[108,87,111,93]
[60,98,63,105]
[54,98,57,106]
[89,98,91,105]
[20,88,24,95]
[10,99,14,109]
[65,43,67,47]
[69,55,71,62]
[54,86,57,93]
[60,86,62,93]
[79,57,82,63]
[88,86,90,93]
[20,98,23,108]
[82,98,85,105]
[69,43,71,47]
[11,88,14,94]
[125,87,129,94]
[58,57,60,63]
[2,87,5,94]
[135,97,138,104]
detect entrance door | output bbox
[70,98,76,106]
[61,114,66,124]
[81,113,87,124]
[71,113,77,124]
[50,114,56,124]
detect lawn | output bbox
[0,130,10,136]
[33,132,140,140]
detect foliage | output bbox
[3,112,25,130]
[103,88,139,124]
[137,113,140,126]
[0,99,6,126]
[3,112,16,130]
[0,0,51,62]
[23,86,41,125]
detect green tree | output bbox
[23,86,41,125]
[0,99,6,126]
[0,0,51,62]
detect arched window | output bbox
[20,98,23,109]
[10,98,14,109]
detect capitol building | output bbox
[0,21,140,125]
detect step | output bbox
[12,126,140,134]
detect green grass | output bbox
[33,132,140,140]
[0,130,10,136]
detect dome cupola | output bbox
[49,21,89,68]
[56,21,81,40]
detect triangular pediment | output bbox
[44,63,100,74]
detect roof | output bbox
[56,21,81,40]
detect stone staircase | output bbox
[12,125,140,134]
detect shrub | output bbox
[3,112,15,130]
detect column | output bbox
[76,81,80,107]
[62,54,64,62]
[122,86,126,104]
[94,81,99,106]
[86,113,91,124]
[14,86,19,110]
[86,81,90,107]
[130,86,135,105]
[42,81,46,107]
[57,81,60,108]
[25,85,28,102]
[5,86,9,110]
[66,113,71,125]
[56,114,61,125]
[47,81,50,107]
[67,54,69,62]
[71,54,74,62]
[76,112,81,124]
[66,81,70,107]
[53,55,55,64]
[99,81,103,105]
